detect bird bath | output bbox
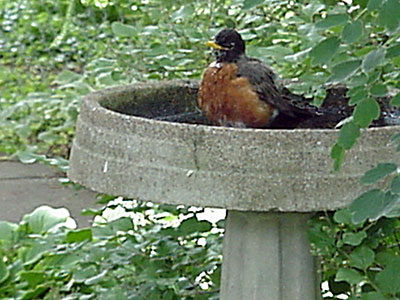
[68,80,400,300]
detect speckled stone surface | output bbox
[68,80,400,212]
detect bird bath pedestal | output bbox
[68,80,399,300]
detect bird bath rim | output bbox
[68,80,400,212]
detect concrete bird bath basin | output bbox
[68,80,400,300]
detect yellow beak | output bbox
[206,41,227,50]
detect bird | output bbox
[197,28,316,128]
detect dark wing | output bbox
[236,57,316,117]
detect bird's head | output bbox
[206,28,245,63]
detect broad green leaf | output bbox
[331,143,345,171]
[20,239,54,265]
[335,268,364,285]
[390,92,400,106]
[342,21,363,43]
[342,231,367,246]
[66,228,93,243]
[367,0,383,11]
[369,83,387,97]
[310,37,340,66]
[172,6,195,21]
[386,43,400,59]
[338,122,360,150]
[249,45,293,60]
[362,292,390,300]
[302,3,325,19]
[361,163,397,184]
[0,258,9,284]
[179,217,212,235]
[19,271,46,288]
[367,69,381,84]
[362,48,386,72]
[16,151,46,164]
[109,217,133,232]
[385,194,400,217]
[391,176,400,193]
[327,60,361,83]
[353,98,381,128]
[350,189,389,224]
[111,22,137,37]
[378,0,400,32]
[54,70,82,84]
[0,221,18,243]
[333,209,353,224]
[315,14,349,29]
[73,266,98,283]
[375,257,400,294]
[85,269,108,285]
[349,73,368,87]
[349,246,375,270]
[243,0,264,10]
[349,89,368,106]
[22,205,71,234]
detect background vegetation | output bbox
[0,0,399,299]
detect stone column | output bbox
[220,211,321,300]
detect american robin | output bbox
[198,28,315,128]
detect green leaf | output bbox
[386,43,400,59]
[66,228,93,243]
[73,266,98,283]
[362,292,390,300]
[335,268,364,285]
[310,37,340,66]
[338,122,361,150]
[378,0,400,32]
[362,48,386,72]
[109,217,133,232]
[342,231,367,246]
[390,92,400,106]
[349,246,375,270]
[0,221,18,243]
[172,6,195,21]
[327,60,361,83]
[19,271,46,288]
[333,209,353,224]
[85,269,108,285]
[349,189,389,224]
[391,176,400,194]
[369,84,387,97]
[342,21,363,43]
[349,89,368,106]
[22,205,71,234]
[54,70,82,84]
[302,3,325,19]
[349,73,368,87]
[367,0,383,11]
[243,0,264,10]
[250,45,293,60]
[361,163,397,184]
[375,257,400,294]
[315,14,349,29]
[111,22,137,37]
[0,257,9,284]
[331,143,345,171]
[179,217,212,235]
[353,98,381,128]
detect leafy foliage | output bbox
[309,152,400,299]
[1,0,400,299]
[0,204,222,299]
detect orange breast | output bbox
[198,63,274,128]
